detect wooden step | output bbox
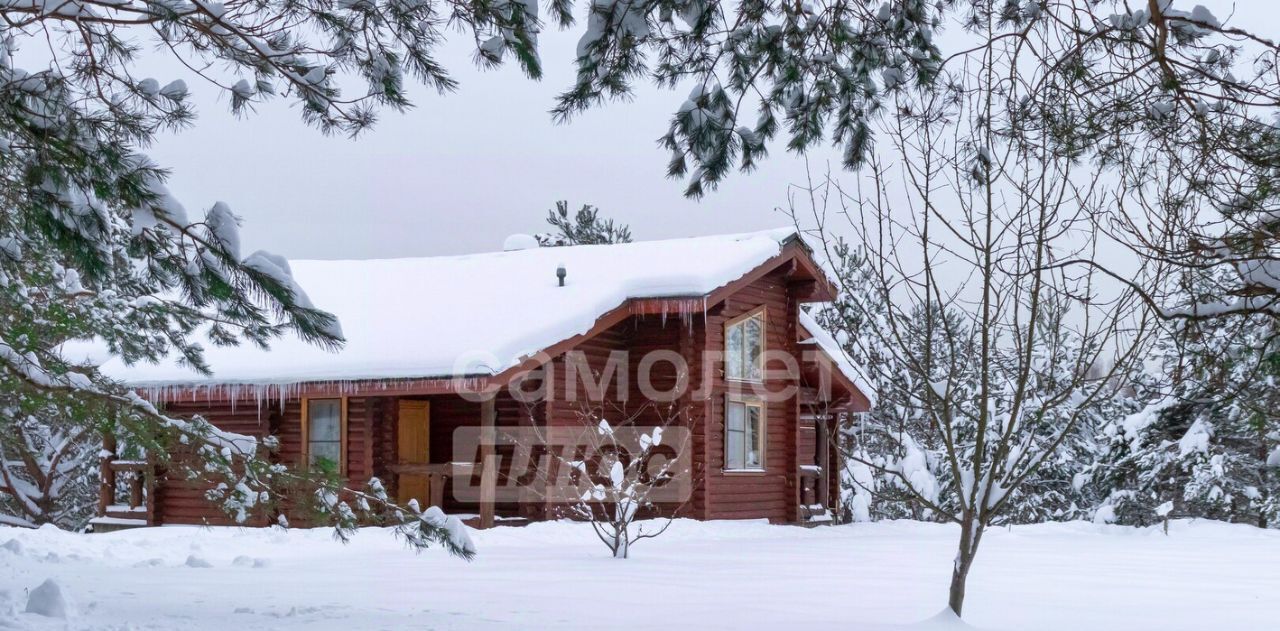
[89,516,149,533]
[460,514,531,529]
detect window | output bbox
[306,398,344,471]
[725,398,765,470]
[725,309,765,382]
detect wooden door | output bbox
[397,400,431,507]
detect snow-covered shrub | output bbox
[526,403,688,559]
[568,413,684,559]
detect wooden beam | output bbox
[479,396,496,529]
[788,279,823,302]
[145,452,158,526]
[363,398,375,486]
[795,340,874,412]
[340,396,349,477]
[97,431,116,517]
[817,416,831,510]
[299,398,310,467]
[780,240,839,301]
[515,402,543,520]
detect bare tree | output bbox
[787,39,1155,612]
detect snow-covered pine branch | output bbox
[0,405,97,529]
[996,2,1280,321]
[0,0,484,557]
[535,201,633,247]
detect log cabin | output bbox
[91,228,874,531]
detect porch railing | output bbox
[798,464,830,521]
[93,435,157,530]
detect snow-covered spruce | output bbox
[1088,295,1280,529]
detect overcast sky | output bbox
[143,0,1258,262]
[146,23,834,261]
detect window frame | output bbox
[723,395,766,473]
[724,306,767,384]
[301,397,348,476]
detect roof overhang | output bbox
[796,340,874,413]
[486,239,838,388]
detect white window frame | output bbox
[725,307,766,383]
[724,396,766,472]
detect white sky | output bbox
[143,0,1259,261]
[146,22,827,260]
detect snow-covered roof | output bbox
[99,227,808,388]
[798,310,877,407]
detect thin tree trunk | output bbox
[948,518,982,616]
[613,530,628,559]
[1258,432,1269,529]
[948,568,968,615]
[948,546,972,615]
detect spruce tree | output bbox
[1091,286,1280,528]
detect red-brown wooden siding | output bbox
[696,269,799,522]
[155,400,273,526]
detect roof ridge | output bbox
[289,226,799,264]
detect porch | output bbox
[375,395,509,529]
[93,388,843,529]
[294,392,528,528]
[91,392,518,530]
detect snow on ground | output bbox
[1,519,1277,630]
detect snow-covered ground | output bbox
[1,519,1276,630]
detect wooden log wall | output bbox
[539,267,810,523]
[156,400,274,526]
[692,269,801,523]
[146,267,825,526]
